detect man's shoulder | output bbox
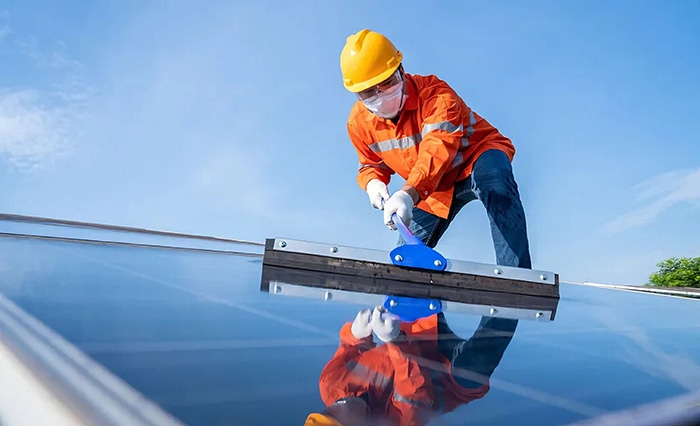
[409,74,464,110]
[347,100,371,124]
[408,73,451,88]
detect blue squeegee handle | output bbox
[381,198,423,246]
[392,213,423,246]
[382,200,447,271]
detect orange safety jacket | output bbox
[318,315,489,426]
[347,73,515,219]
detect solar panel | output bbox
[0,221,698,426]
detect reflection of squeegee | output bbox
[261,211,560,323]
[259,267,560,322]
[262,214,559,300]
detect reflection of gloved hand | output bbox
[383,190,414,230]
[365,179,390,210]
[350,309,373,339]
[371,306,401,343]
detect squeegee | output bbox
[260,265,561,322]
[262,213,559,300]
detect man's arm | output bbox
[400,185,420,204]
[384,338,437,426]
[405,85,466,201]
[347,121,394,190]
[318,322,377,406]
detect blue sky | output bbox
[1,1,698,286]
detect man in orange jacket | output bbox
[340,29,531,269]
[304,307,518,426]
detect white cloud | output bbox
[604,168,700,233]
[15,37,83,71]
[0,17,89,172]
[0,90,77,170]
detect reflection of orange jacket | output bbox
[318,315,490,426]
[347,73,515,219]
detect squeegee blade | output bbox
[262,238,560,299]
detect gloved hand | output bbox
[350,308,373,339]
[371,306,401,343]
[365,179,390,210]
[383,190,414,230]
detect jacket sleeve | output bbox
[384,339,437,426]
[318,322,377,406]
[348,120,394,190]
[406,84,466,199]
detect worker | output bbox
[340,29,531,270]
[304,306,519,426]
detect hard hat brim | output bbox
[343,54,403,93]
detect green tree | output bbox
[648,257,700,288]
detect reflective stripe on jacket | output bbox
[347,73,515,219]
[318,315,489,426]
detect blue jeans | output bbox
[398,149,532,269]
[437,313,518,388]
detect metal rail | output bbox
[0,293,185,426]
[0,213,264,247]
[0,232,263,257]
[571,281,700,299]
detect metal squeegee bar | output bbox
[267,281,555,321]
[270,238,556,286]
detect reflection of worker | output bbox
[340,29,531,270]
[304,306,518,426]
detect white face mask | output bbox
[362,80,406,119]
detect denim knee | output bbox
[471,150,518,199]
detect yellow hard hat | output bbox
[303,413,343,426]
[340,29,403,93]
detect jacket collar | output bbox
[359,73,417,124]
[401,73,419,112]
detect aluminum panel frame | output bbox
[269,238,556,286]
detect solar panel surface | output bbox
[0,226,698,426]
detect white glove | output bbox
[350,309,373,339]
[365,179,390,210]
[371,306,401,343]
[383,190,414,230]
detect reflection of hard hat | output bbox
[340,29,403,93]
[303,413,343,425]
